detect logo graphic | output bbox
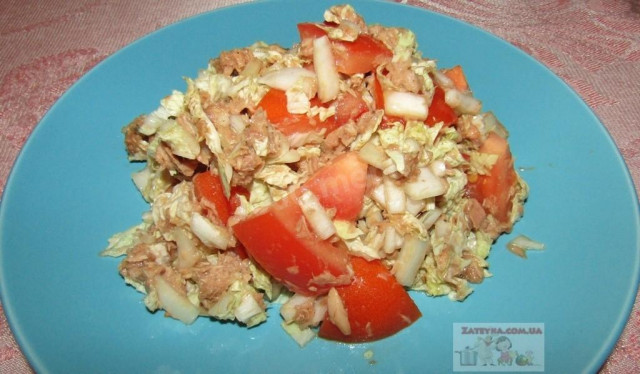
[453,323,544,372]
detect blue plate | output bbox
[1,1,638,373]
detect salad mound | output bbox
[102,4,528,346]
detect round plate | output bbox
[1,1,638,373]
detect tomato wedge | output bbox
[231,152,368,295]
[467,132,517,222]
[193,171,231,224]
[299,152,368,221]
[232,196,351,295]
[297,23,392,75]
[425,86,458,127]
[318,257,422,342]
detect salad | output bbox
[102,4,528,346]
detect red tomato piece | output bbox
[425,86,458,127]
[467,132,517,222]
[335,92,368,126]
[318,257,422,343]
[231,152,367,295]
[257,89,324,135]
[443,65,469,91]
[297,23,393,75]
[193,171,231,224]
[297,22,327,40]
[332,35,392,75]
[232,196,352,295]
[301,152,367,221]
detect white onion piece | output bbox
[258,67,317,91]
[404,167,448,200]
[313,36,340,103]
[369,183,386,207]
[383,178,406,214]
[392,236,430,287]
[298,189,336,240]
[154,275,199,325]
[173,227,201,269]
[190,212,231,249]
[384,91,428,120]
[445,89,482,115]
[327,287,351,336]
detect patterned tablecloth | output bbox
[0,1,638,372]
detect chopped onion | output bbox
[383,178,406,214]
[234,293,264,325]
[313,36,340,102]
[190,212,231,249]
[369,183,386,207]
[507,235,545,258]
[327,287,351,336]
[384,91,428,120]
[404,167,448,200]
[258,67,317,91]
[173,227,201,269]
[392,236,430,287]
[153,275,199,325]
[445,88,482,115]
[297,189,336,240]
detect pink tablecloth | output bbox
[0,1,638,373]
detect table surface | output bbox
[0,0,638,373]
